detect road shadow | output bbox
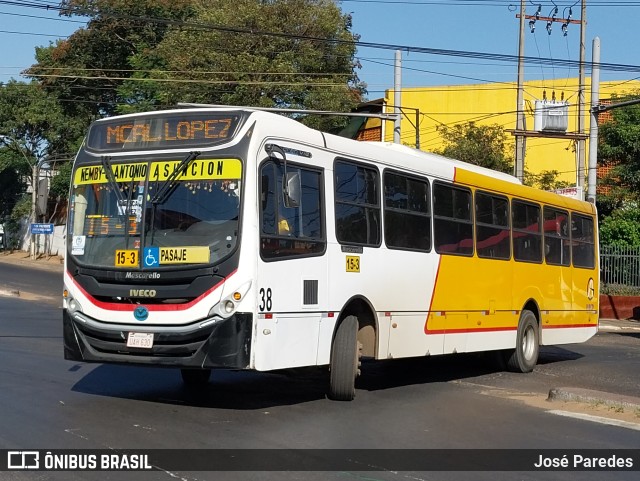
[609,331,640,340]
[70,345,585,409]
[71,364,328,409]
[536,345,584,364]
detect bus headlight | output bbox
[67,296,83,314]
[224,300,235,313]
[208,280,252,319]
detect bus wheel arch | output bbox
[328,297,377,401]
[505,301,540,373]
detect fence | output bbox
[600,245,640,293]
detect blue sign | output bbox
[143,247,160,267]
[30,223,54,235]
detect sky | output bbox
[1,1,639,101]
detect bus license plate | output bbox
[126,332,154,349]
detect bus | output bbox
[63,107,599,401]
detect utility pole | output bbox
[394,50,402,144]
[587,37,600,204]
[513,1,586,188]
[576,0,587,192]
[514,0,526,181]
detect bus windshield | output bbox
[68,157,242,269]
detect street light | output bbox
[0,134,39,259]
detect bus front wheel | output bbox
[328,315,361,401]
[180,368,211,386]
[505,310,539,373]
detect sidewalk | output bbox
[0,250,64,273]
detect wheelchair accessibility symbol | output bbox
[143,247,160,267]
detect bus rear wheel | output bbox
[328,315,361,401]
[505,310,539,373]
[180,368,211,386]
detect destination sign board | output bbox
[73,158,242,185]
[86,112,243,151]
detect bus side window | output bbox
[383,170,431,252]
[475,191,510,260]
[543,207,570,266]
[433,182,473,256]
[260,159,325,260]
[571,213,595,268]
[512,200,542,263]
[261,174,270,211]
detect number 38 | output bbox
[259,287,272,311]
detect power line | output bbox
[2,1,640,74]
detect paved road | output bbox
[0,258,638,481]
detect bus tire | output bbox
[505,310,539,373]
[181,368,211,386]
[328,315,361,401]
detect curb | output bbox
[598,322,640,332]
[548,387,640,411]
[0,288,20,298]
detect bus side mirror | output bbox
[283,172,301,208]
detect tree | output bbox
[591,90,640,247]
[436,122,513,174]
[0,147,28,219]
[524,170,571,191]
[26,0,365,131]
[597,90,640,216]
[0,80,79,239]
[599,204,640,247]
[435,121,569,190]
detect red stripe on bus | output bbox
[68,270,235,312]
[542,323,597,329]
[424,325,517,335]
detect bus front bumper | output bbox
[63,309,252,369]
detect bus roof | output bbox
[90,107,594,214]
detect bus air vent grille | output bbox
[303,280,318,305]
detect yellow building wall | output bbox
[384,79,640,184]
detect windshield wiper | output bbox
[102,156,136,242]
[101,155,126,206]
[147,151,201,248]
[123,178,135,248]
[150,151,201,205]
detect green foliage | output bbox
[0,81,79,220]
[435,122,513,174]
[3,194,32,249]
[524,170,571,190]
[599,204,640,247]
[50,162,73,200]
[28,0,364,132]
[597,90,640,208]
[596,90,640,245]
[600,284,640,296]
[0,147,29,217]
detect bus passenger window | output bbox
[571,214,595,268]
[433,182,473,256]
[384,171,431,251]
[512,200,542,263]
[260,160,325,260]
[543,207,570,266]
[475,191,510,260]
[334,160,381,246]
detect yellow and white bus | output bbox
[63,107,599,400]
